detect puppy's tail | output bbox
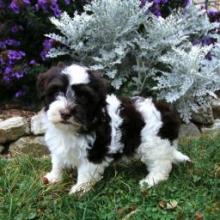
[173,149,191,164]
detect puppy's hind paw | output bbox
[173,150,191,163]
[139,178,154,189]
[139,173,168,189]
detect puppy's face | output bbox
[37,64,107,131]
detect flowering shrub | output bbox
[47,0,220,122]
[0,0,89,105]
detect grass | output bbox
[0,135,220,220]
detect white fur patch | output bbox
[135,98,162,141]
[62,64,90,85]
[106,95,124,154]
[47,96,68,123]
[45,122,93,168]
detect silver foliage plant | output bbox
[46,0,220,122]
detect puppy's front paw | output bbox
[42,172,61,184]
[69,183,92,196]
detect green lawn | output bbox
[0,135,220,220]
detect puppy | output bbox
[37,63,190,194]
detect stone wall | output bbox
[0,110,49,157]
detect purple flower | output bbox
[43,38,55,50]
[0,0,5,8]
[207,8,220,22]
[41,38,55,60]
[0,39,20,49]
[7,50,26,60]
[37,0,61,16]
[64,0,71,5]
[15,89,25,98]
[153,0,168,3]
[193,36,215,46]
[208,8,219,17]
[4,66,13,74]
[9,0,20,14]
[29,59,38,65]
[140,0,146,8]
[2,66,25,83]
[201,37,215,45]
[0,41,6,49]
[23,0,31,5]
[13,71,24,79]
[3,75,11,83]
[183,0,192,7]
[140,0,192,17]
[11,25,24,33]
[50,0,61,17]
[150,4,161,16]
[37,0,48,11]
[205,52,212,61]
[140,0,164,17]
[141,0,168,6]
[2,66,12,83]
[0,57,4,65]
[5,39,21,47]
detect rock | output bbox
[0,145,4,153]
[212,99,220,119]
[179,123,201,138]
[0,116,30,144]
[31,110,47,135]
[201,119,220,135]
[191,106,214,126]
[10,136,49,157]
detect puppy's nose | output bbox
[60,110,71,120]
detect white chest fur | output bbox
[45,123,92,168]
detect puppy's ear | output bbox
[37,64,65,100]
[89,70,109,96]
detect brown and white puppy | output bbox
[38,63,190,194]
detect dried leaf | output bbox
[122,209,139,220]
[159,200,178,210]
[159,200,166,209]
[166,200,178,210]
[195,211,204,220]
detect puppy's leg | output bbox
[173,149,191,164]
[139,160,172,188]
[69,160,106,195]
[138,137,176,188]
[43,154,63,184]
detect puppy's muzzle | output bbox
[60,109,71,121]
